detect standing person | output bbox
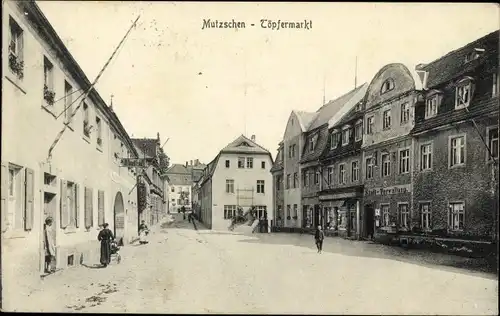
[314,225,325,254]
[181,206,186,220]
[97,223,114,267]
[139,220,149,244]
[43,217,56,273]
[191,212,198,230]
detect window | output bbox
[64,81,74,124]
[84,187,94,229]
[381,204,390,227]
[342,128,350,145]
[83,103,90,137]
[276,176,282,191]
[304,172,309,187]
[351,161,359,182]
[286,205,291,218]
[464,51,479,63]
[293,204,298,218]
[96,117,102,147]
[331,132,339,149]
[288,146,292,158]
[8,168,16,197]
[398,204,409,229]
[365,158,374,179]
[381,153,390,177]
[449,202,464,231]
[327,167,333,185]
[425,96,438,118]
[493,73,499,98]
[171,186,175,192]
[238,157,245,168]
[293,172,298,188]
[257,180,265,193]
[246,157,253,169]
[261,161,265,169]
[400,102,410,124]
[366,117,374,135]
[178,187,182,193]
[399,149,410,174]
[338,164,345,184]
[60,181,79,228]
[309,137,316,151]
[225,160,230,168]
[292,144,296,157]
[381,79,395,94]
[354,122,362,141]
[382,109,391,130]
[421,203,431,231]
[224,205,237,219]
[455,83,471,109]
[420,143,432,170]
[450,136,465,167]
[8,17,24,79]
[225,179,234,193]
[314,170,319,185]
[43,57,55,105]
[487,127,498,160]
[286,174,290,189]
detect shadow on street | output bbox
[238,233,498,280]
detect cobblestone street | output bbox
[9,214,498,314]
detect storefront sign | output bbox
[121,158,147,168]
[319,192,357,201]
[364,184,411,196]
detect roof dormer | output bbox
[464,48,484,63]
[381,78,395,94]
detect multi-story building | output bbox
[278,111,317,229]
[361,63,424,238]
[132,134,168,227]
[163,160,204,213]
[1,1,139,306]
[410,31,499,241]
[270,142,284,227]
[301,84,368,232]
[199,135,274,230]
[318,84,368,238]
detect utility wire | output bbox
[47,15,141,160]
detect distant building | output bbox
[198,135,274,230]
[131,133,167,228]
[163,159,205,213]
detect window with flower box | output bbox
[9,17,24,80]
[43,56,55,106]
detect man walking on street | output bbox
[314,225,325,254]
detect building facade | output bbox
[361,63,424,238]
[318,84,368,238]
[1,1,140,305]
[270,142,284,227]
[132,134,168,228]
[199,135,274,231]
[301,84,368,232]
[411,31,499,241]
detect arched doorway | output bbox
[113,192,125,245]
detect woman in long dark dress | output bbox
[98,223,114,267]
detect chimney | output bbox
[195,159,199,165]
[251,135,256,142]
[185,161,188,167]
[190,160,193,166]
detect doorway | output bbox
[313,205,320,228]
[41,191,57,274]
[113,192,125,245]
[364,204,375,239]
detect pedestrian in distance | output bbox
[43,216,56,274]
[139,220,149,244]
[314,225,325,254]
[98,223,114,267]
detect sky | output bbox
[36,1,499,165]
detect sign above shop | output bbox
[364,184,411,196]
[319,192,357,201]
[121,158,147,168]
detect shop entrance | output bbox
[364,204,375,239]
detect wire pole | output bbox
[47,15,140,160]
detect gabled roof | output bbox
[221,134,271,155]
[199,135,273,186]
[165,173,192,186]
[309,83,368,131]
[131,138,158,158]
[166,164,191,175]
[326,83,368,129]
[420,30,499,88]
[294,111,318,132]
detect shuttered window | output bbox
[60,180,78,228]
[98,190,105,226]
[1,163,8,232]
[84,187,93,229]
[24,167,34,231]
[60,180,69,228]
